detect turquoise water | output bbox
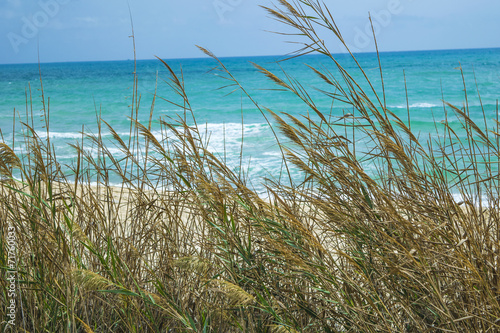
[1,48,499,193]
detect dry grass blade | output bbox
[252,62,291,90]
[0,142,21,177]
[71,269,117,291]
[209,280,255,307]
[75,317,95,333]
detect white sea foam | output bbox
[391,101,494,109]
[391,102,440,109]
[104,147,127,156]
[37,132,88,139]
[262,151,283,157]
[55,153,80,159]
[410,102,439,108]
[146,122,271,152]
[34,130,126,140]
[196,122,268,137]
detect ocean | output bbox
[1,48,499,194]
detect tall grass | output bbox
[1,0,500,331]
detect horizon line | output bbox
[1,46,499,66]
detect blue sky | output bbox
[1,0,499,64]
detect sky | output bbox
[0,0,499,64]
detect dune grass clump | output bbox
[1,0,500,331]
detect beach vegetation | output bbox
[1,0,499,331]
